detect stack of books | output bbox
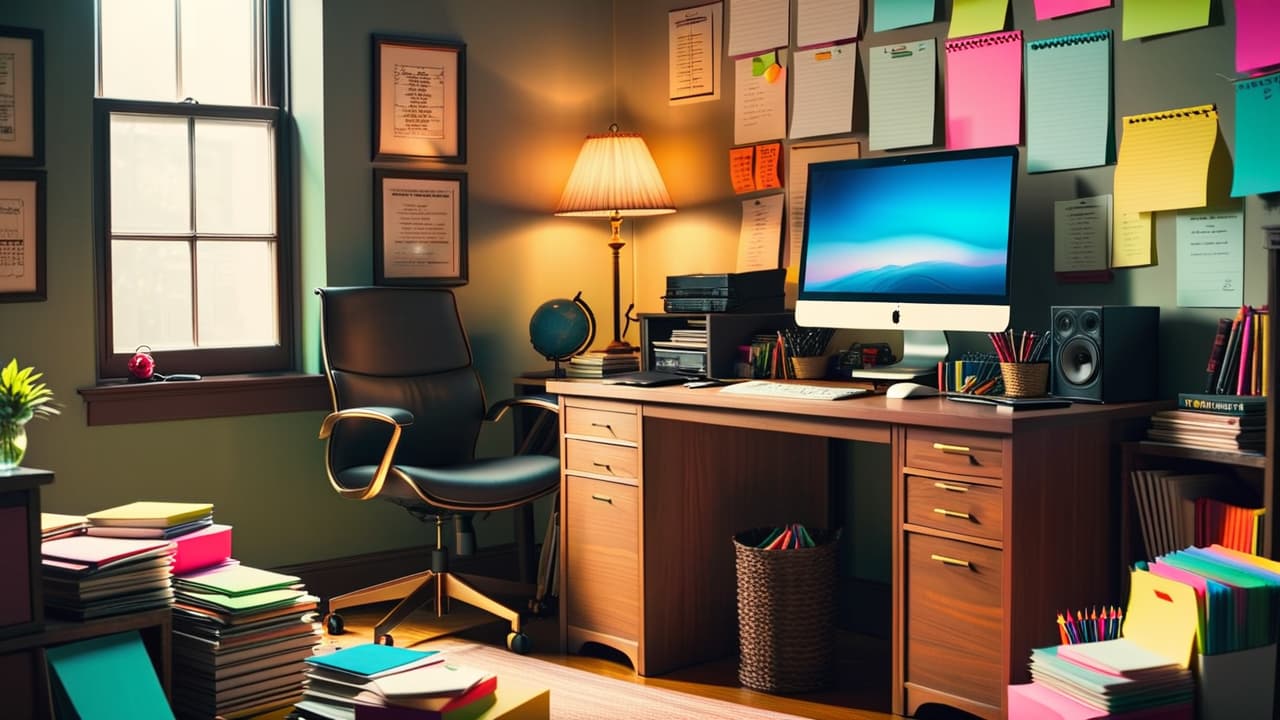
[295,643,497,720]
[1129,468,1262,559]
[170,563,322,719]
[1145,393,1267,453]
[564,350,640,378]
[1199,305,1269,397]
[40,512,88,542]
[86,500,215,540]
[41,534,177,619]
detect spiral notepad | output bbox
[868,39,937,151]
[944,30,1022,150]
[1232,73,1280,197]
[1025,30,1112,173]
[1113,104,1220,213]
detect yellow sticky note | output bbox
[1112,204,1154,268]
[1114,104,1220,213]
[1124,568,1199,667]
[949,0,1009,39]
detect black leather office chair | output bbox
[315,286,560,652]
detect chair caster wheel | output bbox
[325,613,345,635]
[506,632,531,654]
[377,634,395,646]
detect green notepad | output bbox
[180,587,309,613]
[46,630,175,719]
[174,564,299,596]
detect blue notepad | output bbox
[306,642,441,679]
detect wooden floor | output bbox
[324,597,980,720]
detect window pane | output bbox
[196,240,278,347]
[194,119,275,235]
[112,240,194,353]
[180,0,258,105]
[99,0,177,100]
[111,114,191,234]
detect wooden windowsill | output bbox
[78,373,331,426]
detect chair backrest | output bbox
[318,287,487,473]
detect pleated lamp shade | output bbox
[554,130,676,217]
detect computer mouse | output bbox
[885,382,941,399]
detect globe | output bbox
[529,292,596,377]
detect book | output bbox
[1175,393,1266,415]
[1149,409,1265,428]
[170,523,233,575]
[305,643,442,680]
[85,516,213,539]
[174,563,300,596]
[41,512,89,541]
[86,501,214,528]
[1203,317,1233,393]
[41,535,177,570]
[1214,307,1247,395]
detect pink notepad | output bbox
[171,523,232,575]
[944,30,1023,150]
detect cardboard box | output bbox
[1194,644,1277,720]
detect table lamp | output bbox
[555,125,675,354]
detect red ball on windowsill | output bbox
[128,346,155,381]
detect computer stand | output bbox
[848,329,948,382]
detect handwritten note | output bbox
[1034,0,1110,20]
[1113,104,1219,213]
[1112,206,1154,268]
[867,39,936,151]
[668,3,720,103]
[734,54,787,145]
[948,0,1009,39]
[789,44,857,139]
[1054,196,1111,273]
[1025,31,1112,173]
[730,147,756,193]
[944,31,1022,150]
[786,140,861,269]
[1176,206,1244,307]
[1231,73,1280,197]
[796,0,860,48]
[1236,0,1280,73]
[1122,0,1210,41]
[755,142,781,190]
[737,193,785,272]
[728,0,789,57]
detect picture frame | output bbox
[372,35,466,163]
[373,169,468,287]
[0,26,44,166]
[0,169,46,302]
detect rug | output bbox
[437,642,812,720]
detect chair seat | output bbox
[335,454,561,509]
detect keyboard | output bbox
[718,380,869,401]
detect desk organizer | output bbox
[1001,362,1050,397]
[733,526,838,693]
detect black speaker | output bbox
[1050,306,1160,403]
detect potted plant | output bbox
[0,358,60,470]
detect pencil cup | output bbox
[1000,362,1050,398]
[789,355,830,379]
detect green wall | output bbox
[3,0,1276,573]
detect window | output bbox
[93,0,292,379]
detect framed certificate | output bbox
[373,169,467,287]
[372,36,465,163]
[0,26,43,166]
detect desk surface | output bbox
[546,379,1167,434]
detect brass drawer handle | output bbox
[930,553,972,568]
[591,494,613,504]
[933,481,969,493]
[933,508,973,520]
[590,422,616,436]
[591,461,613,473]
[932,442,972,455]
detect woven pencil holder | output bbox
[789,355,829,379]
[733,527,839,694]
[1000,362,1050,398]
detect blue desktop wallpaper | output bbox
[801,154,1014,298]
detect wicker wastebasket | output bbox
[733,526,839,693]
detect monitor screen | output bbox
[795,146,1018,338]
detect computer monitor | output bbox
[795,145,1019,380]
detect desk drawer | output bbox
[905,428,1004,480]
[565,438,639,481]
[564,405,638,444]
[565,475,639,642]
[905,533,1003,708]
[904,475,1003,542]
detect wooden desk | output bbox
[547,380,1162,720]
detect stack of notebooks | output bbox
[41,534,178,619]
[41,512,89,542]
[295,643,497,720]
[1009,570,1197,719]
[171,563,322,719]
[563,350,640,378]
[1144,394,1266,453]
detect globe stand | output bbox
[528,291,596,378]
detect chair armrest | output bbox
[318,405,414,439]
[484,393,559,423]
